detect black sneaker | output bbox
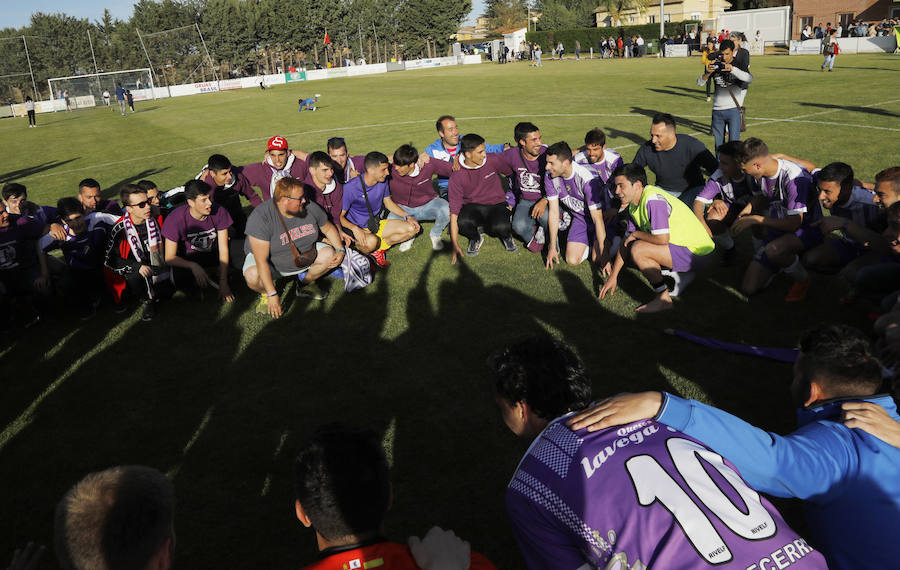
[141,301,155,321]
[113,302,128,314]
[501,236,518,253]
[466,234,485,257]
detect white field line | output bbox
[21,99,900,179]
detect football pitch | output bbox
[1,53,899,567]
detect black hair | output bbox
[136,180,157,192]
[392,144,419,167]
[719,39,736,51]
[184,179,211,202]
[612,163,648,187]
[56,197,84,219]
[797,325,882,398]
[78,178,101,192]
[546,141,573,163]
[435,115,455,133]
[716,140,744,159]
[119,184,145,206]
[490,337,592,420]
[740,137,769,163]
[293,423,390,542]
[584,128,607,147]
[651,112,676,130]
[513,122,539,145]
[308,151,332,169]
[460,133,485,155]
[2,182,27,201]
[208,154,232,172]
[326,137,347,151]
[364,151,389,171]
[818,162,854,194]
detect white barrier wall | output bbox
[12,55,481,116]
[789,39,822,54]
[834,36,897,54]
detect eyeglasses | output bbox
[127,200,150,208]
[284,195,307,202]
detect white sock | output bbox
[713,232,734,250]
[784,255,809,282]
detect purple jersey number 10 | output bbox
[625,438,777,565]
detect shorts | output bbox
[375,219,389,240]
[826,238,867,265]
[242,242,330,278]
[566,215,595,246]
[668,244,711,272]
[763,225,824,251]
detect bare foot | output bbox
[636,297,674,314]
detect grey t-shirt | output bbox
[244,199,328,274]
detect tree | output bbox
[598,0,647,27]
[535,1,576,31]
[483,0,528,31]
[398,0,469,58]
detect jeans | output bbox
[512,198,549,243]
[711,106,742,152]
[388,197,450,238]
[822,54,835,70]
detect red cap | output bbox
[267,135,289,151]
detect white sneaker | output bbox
[430,234,444,250]
[662,270,696,297]
[398,238,414,252]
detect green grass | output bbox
[1,53,899,568]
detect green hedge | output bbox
[526,20,700,51]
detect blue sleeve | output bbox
[656,393,857,501]
[485,142,506,154]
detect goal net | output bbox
[47,68,154,108]
[142,24,217,87]
[0,36,35,104]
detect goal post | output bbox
[47,68,155,109]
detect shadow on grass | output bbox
[0,239,845,567]
[646,88,703,100]
[796,101,900,118]
[631,106,710,135]
[0,158,81,184]
[101,168,171,199]
[604,125,646,147]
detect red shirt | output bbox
[303,541,497,570]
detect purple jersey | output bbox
[544,163,605,218]
[448,155,515,215]
[342,176,390,227]
[242,155,309,202]
[389,160,452,208]
[304,173,343,228]
[334,155,366,184]
[203,167,261,207]
[40,212,117,270]
[161,203,233,255]
[573,148,623,185]
[500,145,548,202]
[507,417,828,570]
[697,170,757,205]
[754,159,817,223]
[0,214,43,270]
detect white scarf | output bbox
[266,152,296,196]
[123,213,167,282]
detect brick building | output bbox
[792,0,899,39]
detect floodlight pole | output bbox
[358,23,364,63]
[21,36,38,100]
[87,29,103,95]
[373,23,380,63]
[659,0,665,42]
[195,23,219,83]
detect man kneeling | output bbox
[600,164,714,313]
[243,177,345,318]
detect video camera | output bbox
[708,51,727,72]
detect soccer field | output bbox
[1,53,899,567]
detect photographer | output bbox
[697,38,753,152]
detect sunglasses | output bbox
[128,200,150,208]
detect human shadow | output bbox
[102,168,171,198]
[605,125,647,148]
[768,67,823,73]
[0,158,80,184]
[630,106,709,135]
[797,101,900,118]
[646,88,702,100]
[664,85,706,96]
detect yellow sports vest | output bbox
[628,185,715,255]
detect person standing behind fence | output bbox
[115,83,126,116]
[25,96,36,128]
[821,30,838,72]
